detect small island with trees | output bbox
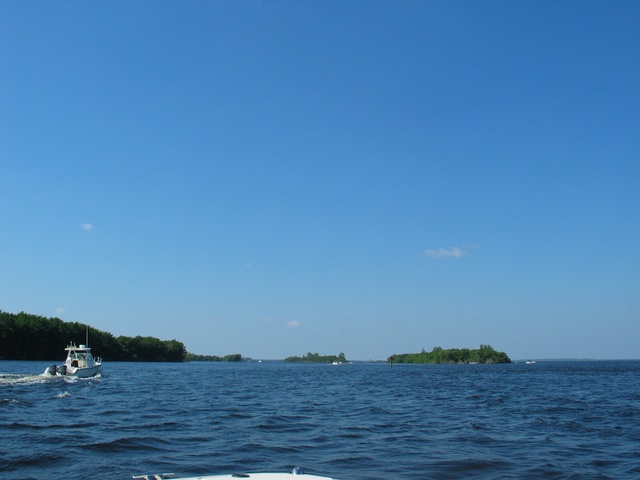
[388,345,511,365]
[185,353,243,362]
[284,352,348,363]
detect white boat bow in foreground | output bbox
[132,467,337,480]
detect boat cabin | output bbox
[65,344,99,368]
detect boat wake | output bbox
[0,373,54,385]
[0,371,101,386]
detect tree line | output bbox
[0,310,186,362]
[389,345,511,364]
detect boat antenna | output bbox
[86,325,89,347]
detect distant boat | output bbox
[526,360,536,365]
[132,467,336,480]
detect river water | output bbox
[1,360,639,479]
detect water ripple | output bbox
[1,361,639,479]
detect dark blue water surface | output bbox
[1,360,639,479]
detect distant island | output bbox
[185,353,243,362]
[389,345,511,364]
[284,352,347,363]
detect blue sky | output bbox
[1,1,638,360]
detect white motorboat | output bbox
[44,342,102,378]
[132,467,337,480]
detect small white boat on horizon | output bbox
[45,342,103,378]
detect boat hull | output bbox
[182,476,334,480]
[68,365,102,378]
[45,364,102,378]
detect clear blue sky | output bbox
[1,1,638,360]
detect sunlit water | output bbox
[1,360,639,479]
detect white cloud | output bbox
[81,223,94,231]
[55,307,65,314]
[425,247,465,259]
[424,245,481,259]
[287,320,301,328]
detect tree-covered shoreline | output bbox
[1,311,511,365]
[0,310,187,362]
[389,345,511,364]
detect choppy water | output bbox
[1,360,639,479]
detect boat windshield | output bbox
[68,349,93,367]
